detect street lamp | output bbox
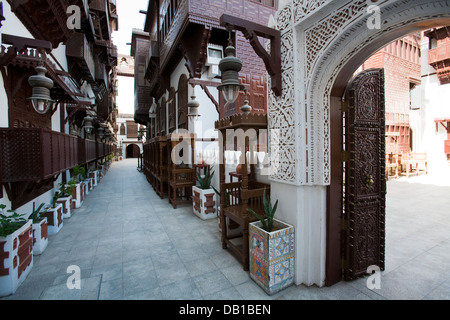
[83,115,94,134]
[97,126,105,139]
[27,64,55,114]
[217,32,245,105]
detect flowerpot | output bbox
[82,180,90,196]
[89,171,99,187]
[56,196,73,219]
[40,204,63,235]
[0,220,33,297]
[192,186,217,220]
[249,219,295,295]
[70,183,84,209]
[32,218,48,255]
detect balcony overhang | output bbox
[66,32,96,84]
[7,0,74,48]
[0,34,83,103]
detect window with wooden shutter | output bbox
[168,87,176,133]
[127,121,138,138]
[178,74,188,130]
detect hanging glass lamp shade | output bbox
[97,127,105,139]
[188,95,200,118]
[83,115,94,134]
[217,40,245,104]
[27,65,55,114]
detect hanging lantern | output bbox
[217,33,245,104]
[97,126,105,139]
[83,115,94,134]
[188,95,200,119]
[27,65,55,114]
[149,98,157,119]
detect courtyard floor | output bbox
[2,159,450,301]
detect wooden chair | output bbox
[215,113,269,270]
[154,136,169,199]
[167,133,196,209]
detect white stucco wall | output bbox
[410,36,450,173]
[0,2,67,217]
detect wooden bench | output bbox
[399,153,428,177]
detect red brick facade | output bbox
[361,34,421,154]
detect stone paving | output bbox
[2,159,450,300]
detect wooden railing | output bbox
[0,128,111,183]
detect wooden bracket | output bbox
[220,14,282,96]
[63,102,92,124]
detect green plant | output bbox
[73,165,86,182]
[66,179,77,194]
[211,186,230,206]
[30,202,46,224]
[51,191,60,208]
[0,204,27,237]
[197,167,215,190]
[247,189,278,232]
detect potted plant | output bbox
[40,201,63,236]
[74,165,90,197]
[248,190,295,295]
[0,204,34,297]
[68,176,83,209]
[55,182,73,218]
[192,167,217,220]
[89,169,99,187]
[30,202,48,255]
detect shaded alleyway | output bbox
[2,159,450,300]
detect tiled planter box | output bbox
[32,218,48,255]
[56,196,73,219]
[41,204,63,235]
[249,219,295,295]
[192,186,217,220]
[0,220,34,297]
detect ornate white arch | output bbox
[268,0,450,287]
[269,0,450,186]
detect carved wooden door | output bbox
[343,69,386,280]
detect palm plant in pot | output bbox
[192,167,217,220]
[247,190,295,295]
[0,204,34,297]
[30,202,48,255]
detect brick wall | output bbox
[362,36,421,153]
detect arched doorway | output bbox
[325,12,450,286]
[126,144,141,159]
[267,0,450,288]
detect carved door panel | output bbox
[343,69,386,280]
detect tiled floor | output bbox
[2,159,450,300]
